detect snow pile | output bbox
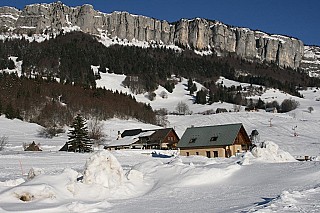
[27,167,44,180]
[311,156,320,161]
[0,178,25,187]
[83,150,125,189]
[251,141,296,162]
[252,187,320,212]
[0,168,79,203]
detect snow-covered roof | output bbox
[106,130,155,147]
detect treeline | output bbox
[0,72,156,127]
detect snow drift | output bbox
[240,141,296,165]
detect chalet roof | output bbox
[105,130,155,147]
[121,129,143,137]
[150,128,176,141]
[105,137,139,147]
[177,123,244,148]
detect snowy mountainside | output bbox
[95,68,318,113]
[1,68,317,156]
[301,45,320,77]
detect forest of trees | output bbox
[0,31,320,126]
[0,72,156,127]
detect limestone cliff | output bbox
[0,2,306,69]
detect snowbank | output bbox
[132,156,241,188]
[0,178,25,187]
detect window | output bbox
[213,151,219,158]
[206,151,211,158]
[189,138,197,143]
[186,152,190,156]
[196,152,199,155]
[210,136,218,141]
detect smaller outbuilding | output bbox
[216,108,228,114]
[177,123,252,158]
[24,141,42,151]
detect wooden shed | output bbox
[177,123,252,158]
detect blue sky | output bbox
[1,0,319,46]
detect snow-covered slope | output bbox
[301,45,320,77]
[1,71,320,212]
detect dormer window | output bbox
[210,136,218,141]
[189,138,197,143]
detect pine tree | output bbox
[67,114,92,153]
[5,103,15,119]
[195,90,207,104]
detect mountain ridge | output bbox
[0,2,308,70]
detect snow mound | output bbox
[0,178,25,187]
[0,168,79,203]
[251,187,320,213]
[27,167,44,180]
[131,157,241,189]
[251,141,296,162]
[83,150,125,189]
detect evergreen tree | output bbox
[187,78,193,90]
[67,114,92,153]
[195,90,207,104]
[5,103,15,119]
[256,98,266,109]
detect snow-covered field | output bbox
[1,72,320,212]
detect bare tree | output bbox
[147,92,156,101]
[37,126,65,138]
[88,117,106,145]
[307,106,314,113]
[160,91,168,99]
[155,108,170,127]
[0,136,8,151]
[281,99,300,112]
[175,101,191,115]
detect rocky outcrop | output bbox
[300,46,320,77]
[0,2,305,69]
[0,6,21,32]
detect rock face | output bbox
[300,46,320,77]
[0,2,305,69]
